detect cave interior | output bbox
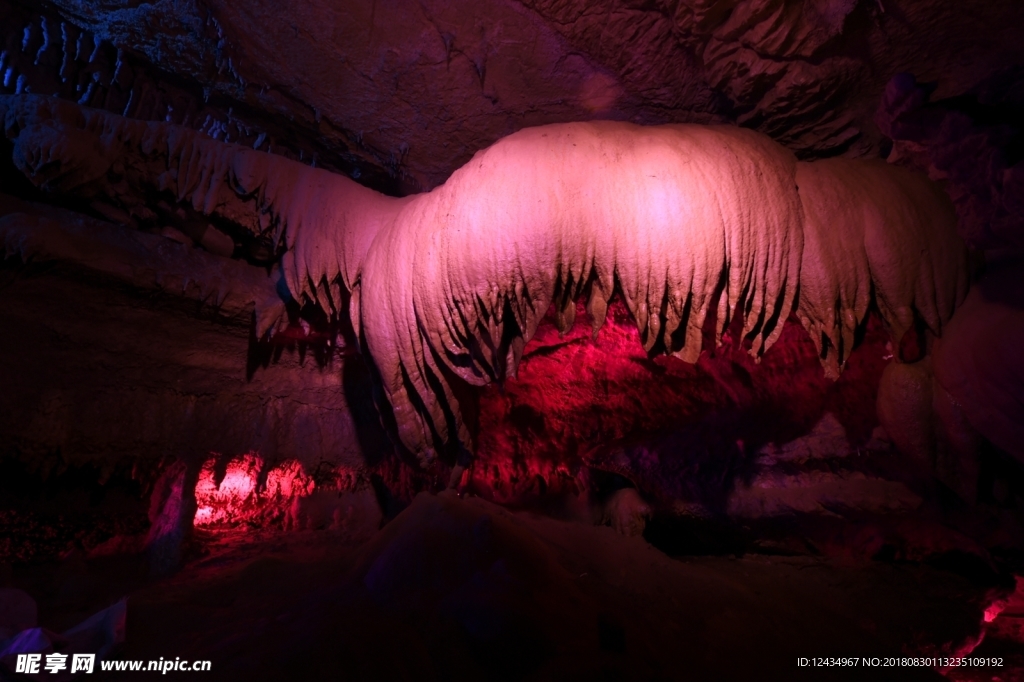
[1,0,1024,679]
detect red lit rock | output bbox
[193,454,313,527]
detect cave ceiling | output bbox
[7,0,1023,193]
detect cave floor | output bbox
[6,492,1023,681]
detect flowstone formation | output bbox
[2,93,968,467]
[2,4,1024,677]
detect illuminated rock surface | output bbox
[1,0,1023,678]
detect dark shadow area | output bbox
[0,456,149,563]
[643,513,752,556]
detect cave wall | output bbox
[0,0,1022,560]
[0,202,392,491]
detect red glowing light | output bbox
[193,453,314,528]
[469,299,890,506]
[983,603,1005,623]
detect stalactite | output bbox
[0,94,402,331]
[1,95,969,463]
[795,158,968,378]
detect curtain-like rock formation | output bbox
[2,95,968,463]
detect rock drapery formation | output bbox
[2,94,968,464]
[2,3,1023,675]
[0,94,405,338]
[361,122,968,460]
